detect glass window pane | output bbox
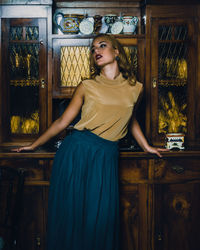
[10,26,23,40]
[9,43,39,81]
[158,42,187,81]
[25,26,39,40]
[9,25,40,135]
[158,23,188,135]
[60,46,90,87]
[60,45,138,87]
[174,25,188,40]
[159,25,172,40]
[10,86,39,134]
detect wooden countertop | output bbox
[0,146,200,159]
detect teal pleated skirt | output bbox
[46,129,119,250]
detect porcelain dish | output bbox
[111,21,124,34]
[79,19,94,35]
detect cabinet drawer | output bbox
[119,159,149,184]
[0,159,52,183]
[154,158,200,182]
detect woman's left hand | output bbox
[130,117,170,158]
[145,145,169,158]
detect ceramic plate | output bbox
[79,19,94,35]
[111,21,123,34]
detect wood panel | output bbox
[154,182,200,250]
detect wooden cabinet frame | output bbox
[0,3,52,144]
[150,17,196,146]
[0,18,48,143]
[145,5,199,148]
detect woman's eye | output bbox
[100,44,106,48]
[91,43,107,53]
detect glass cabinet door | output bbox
[150,18,196,146]
[52,37,143,97]
[1,18,47,142]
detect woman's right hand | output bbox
[11,144,35,153]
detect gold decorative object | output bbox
[159,91,187,134]
[177,59,187,79]
[165,58,176,78]
[164,58,187,80]
[10,112,39,134]
[10,79,40,87]
[27,54,31,79]
[15,53,19,68]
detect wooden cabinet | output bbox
[1,2,199,149]
[0,1,200,250]
[0,151,200,250]
[119,154,200,250]
[152,158,200,250]
[0,158,52,250]
[154,183,200,250]
[119,158,149,250]
[0,3,51,144]
[52,37,93,98]
[145,5,200,147]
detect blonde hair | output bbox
[90,34,136,85]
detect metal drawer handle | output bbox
[171,165,185,174]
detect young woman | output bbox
[13,34,167,250]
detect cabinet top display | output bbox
[0,0,53,4]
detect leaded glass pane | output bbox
[174,25,187,40]
[25,26,39,40]
[158,42,187,81]
[159,25,172,40]
[158,24,188,134]
[9,25,40,135]
[10,26,23,40]
[10,86,39,134]
[60,45,138,87]
[61,46,90,87]
[9,43,39,82]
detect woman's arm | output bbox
[12,83,85,152]
[130,117,168,157]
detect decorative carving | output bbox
[171,194,190,218]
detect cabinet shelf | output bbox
[51,33,145,39]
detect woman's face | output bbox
[91,37,119,68]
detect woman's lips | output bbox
[96,54,102,60]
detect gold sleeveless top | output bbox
[74,73,143,141]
